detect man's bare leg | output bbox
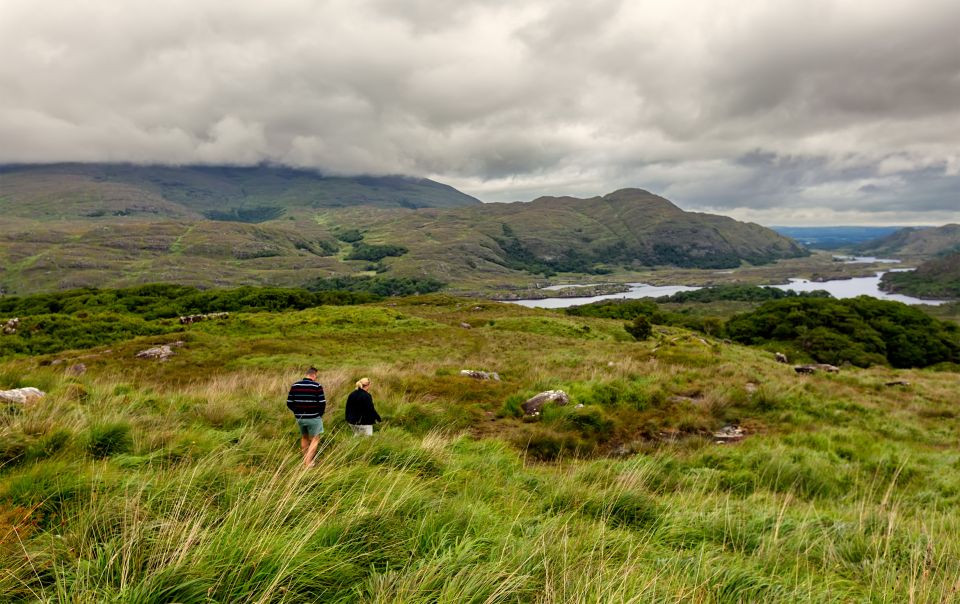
[303,435,321,467]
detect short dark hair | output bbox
[306,367,318,375]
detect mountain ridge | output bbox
[0,164,806,294]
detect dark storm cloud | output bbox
[1,0,958,224]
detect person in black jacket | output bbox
[345,377,380,436]
[287,367,326,467]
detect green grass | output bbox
[1,295,959,601]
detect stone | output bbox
[460,369,500,381]
[745,382,758,394]
[521,390,570,415]
[460,322,472,329]
[0,387,45,405]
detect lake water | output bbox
[509,271,948,308]
[833,255,901,264]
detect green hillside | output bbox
[881,252,960,299]
[856,223,960,259]
[1,292,959,601]
[0,167,807,295]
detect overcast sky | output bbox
[2,0,959,225]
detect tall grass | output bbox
[2,297,959,601]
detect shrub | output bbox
[625,315,653,340]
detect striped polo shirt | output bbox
[286,378,326,419]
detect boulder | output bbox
[0,387,45,404]
[460,322,472,329]
[521,390,569,415]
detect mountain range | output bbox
[0,163,806,294]
[856,223,960,258]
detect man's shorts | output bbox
[296,417,324,437]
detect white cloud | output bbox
[1,0,959,224]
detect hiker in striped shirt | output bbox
[287,367,326,467]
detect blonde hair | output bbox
[356,377,370,389]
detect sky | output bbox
[2,0,959,226]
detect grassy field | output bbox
[2,296,960,602]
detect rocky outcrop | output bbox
[135,341,184,361]
[0,387,45,404]
[521,390,569,415]
[460,369,500,381]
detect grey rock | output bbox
[794,364,840,374]
[521,390,570,415]
[714,425,746,444]
[0,387,45,404]
[136,345,176,361]
[66,363,87,376]
[460,369,500,381]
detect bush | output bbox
[625,315,653,340]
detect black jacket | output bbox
[345,388,381,425]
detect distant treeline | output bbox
[305,276,445,297]
[567,286,959,368]
[657,285,832,303]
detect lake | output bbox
[509,271,948,308]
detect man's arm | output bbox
[316,385,327,416]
